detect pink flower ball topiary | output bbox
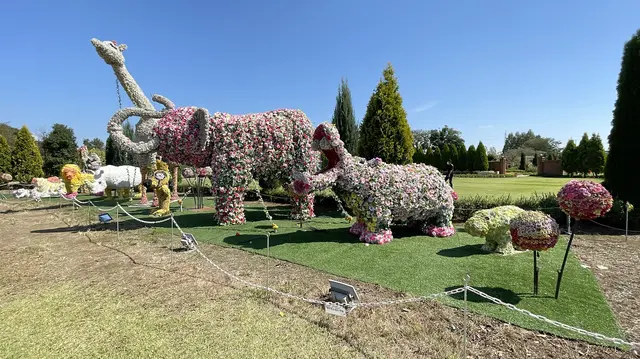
[557,180,613,220]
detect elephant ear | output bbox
[191,108,211,152]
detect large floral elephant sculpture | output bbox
[107,95,320,225]
[290,123,456,244]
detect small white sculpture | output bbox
[91,165,142,199]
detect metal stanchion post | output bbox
[625,202,629,241]
[566,214,571,235]
[463,273,470,359]
[116,205,120,241]
[266,232,270,290]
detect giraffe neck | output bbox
[112,64,155,110]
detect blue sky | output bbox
[1,0,639,152]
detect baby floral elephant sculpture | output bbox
[464,205,526,255]
[291,123,456,244]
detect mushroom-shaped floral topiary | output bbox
[509,210,560,296]
[555,180,613,299]
[464,205,526,255]
[557,180,613,220]
[509,211,560,251]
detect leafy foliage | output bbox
[474,142,489,171]
[0,135,11,174]
[83,137,105,151]
[105,120,135,166]
[331,78,358,154]
[11,126,44,182]
[358,63,414,164]
[0,123,19,148]
[456,144,467,171]
[426,126,465,150]
[41,124,78,176]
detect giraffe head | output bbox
[91,38,128,66]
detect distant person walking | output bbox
[444,160,454,188]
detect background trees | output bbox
[358,63,414,164]
[605,29,640,206]
[587,134,606,177]
[331,78,359,154]
[11,126,44,182]
[474,142,489,171]
[105,120,135,166]
[41,124,78,176]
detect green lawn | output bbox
[78,196,624,347]
[452,176,603,198]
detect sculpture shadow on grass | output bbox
[445,286,522,305]
[224,228,360,249]
[437,244,491,258]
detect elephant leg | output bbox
[348,218,366,236]
[493,231,518,255]
[123,188,132,200]
[290,193,315,220]
[213,185,247,225]
[359,220,394,244]
[421,207,455,237]
[138,167,148,204]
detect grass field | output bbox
[451,177,603,198]
[78,196,623,346]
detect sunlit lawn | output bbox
[452,176,603,198]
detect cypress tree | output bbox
[519,152,526,170]
[576,133,590,177]
[467,145,476,171]
[412,147,425,164]
[41,123,78,177]
[587,133,606,177]
[441,144,451,166]
[0,134,11,174]
[532,153,539,166]
[11,126,44,182]
[424,147,434,166]
[561,139,579,176]
[475,141,489,171]
[433,147,443,169]
[331,78,359,154]
[449,145,459,170]
[358,63,414,164]
[605,29,640,205]
[457,144,467,171]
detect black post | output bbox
[555,220,578,299]
[533,250,539,295]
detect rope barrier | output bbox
[587,219,640,234]
[467,286,639,348]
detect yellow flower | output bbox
[177,199,183,204]
[346,216,353,223]
[272,223,279,230]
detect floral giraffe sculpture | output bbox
[291,122,456,244]
[91,38,160,204]
[107,98,320,225]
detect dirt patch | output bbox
[0,200,637,358]
[572,231,640,344]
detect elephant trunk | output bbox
[107,107,167,155]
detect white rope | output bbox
[116,204,173,224]
[467,286,640,348]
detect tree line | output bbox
[0,120,136,183]
[560,133,606,177]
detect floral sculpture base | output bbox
[291,123,457,245]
